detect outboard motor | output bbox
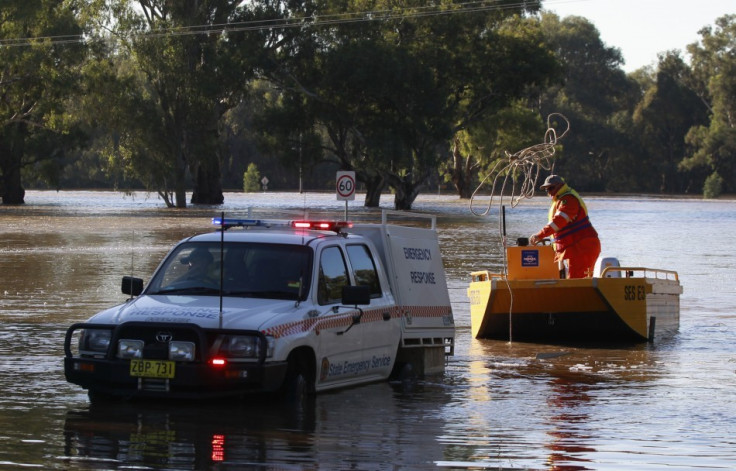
[594,256,621,278]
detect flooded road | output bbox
[1,190,735,470]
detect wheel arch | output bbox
[279,345,317,399]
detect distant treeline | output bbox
[1,2,733,208]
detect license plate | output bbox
[129,359,175,379]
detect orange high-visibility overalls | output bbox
[535,185,601,278]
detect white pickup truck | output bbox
[64,211,455,401]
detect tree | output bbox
[260,1,558,209]
[537,13,637,191]
[446,103,547,199]
[377,4,559,209]
[78,51,181,203]
[681,14,736,195]
[257,29,404,207]
[243,163,262,192]
[84,0,268,207]
[634,52,709,193]
[0,0,87,204]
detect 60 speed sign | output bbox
[336,171,356,201]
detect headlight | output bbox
[225,336,259,358]
[79,329,112,354]
[214,335,273,359]
[169,341,196,361]
[117,339,144,359]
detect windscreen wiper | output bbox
[153,287,222,295]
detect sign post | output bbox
[336,171,356,220]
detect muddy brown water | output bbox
[1,191,734,470]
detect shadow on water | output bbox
[469,336,670,389]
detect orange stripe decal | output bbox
[261,305,453,338]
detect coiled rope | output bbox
[469,113,570,217]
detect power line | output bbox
[0,1,539,48]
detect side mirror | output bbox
[337,286,371,336]
[122,276,144,296]
[341,285,371,306]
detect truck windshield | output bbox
[146,242,312,300]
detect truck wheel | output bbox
[281,353,315,403]
[87,390,116,404]
[390,361,415,382]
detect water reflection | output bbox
[544,379,596,470]
[63,399,317,469]
[437,337,667,469]
[62,381,452,469]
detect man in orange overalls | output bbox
[529,175,601,278]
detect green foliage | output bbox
[683,14,736,194]
[633,53,709,193]
[260,1,558,208]
[446,102,547,198]
[703,172,724,199]
[3,4,735,207]
[537,13,637,192]
[76,0,268,207]
[243,163,262,192]
[0,0,88,203]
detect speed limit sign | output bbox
[336,171,356,201]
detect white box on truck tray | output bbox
[348,224,450,308]
[349,217,454,345]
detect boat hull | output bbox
[468,271,681,343]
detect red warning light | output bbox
[211,434,225,461]
[290,221,352,232]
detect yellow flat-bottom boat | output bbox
[468,245,682,343]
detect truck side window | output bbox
[318,246,349,305]
[346,244,381,297]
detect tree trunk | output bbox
[362,173,385,208]
[190,157,224,205]
[1,164,25,205]
[450,137,475,199]
[1,125,27,205]
[393,185,416,210]
[388,173,424,211]
[174,147,187,208]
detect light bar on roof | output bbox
[211,218,293,228]
[212,217,262,227]
[290,221,352,232]
[211,218,352,232]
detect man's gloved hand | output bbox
[529,234,540,245]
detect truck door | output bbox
[344,243,399,379]
[313,245,369,388]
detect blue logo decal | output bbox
[521,250,539,267]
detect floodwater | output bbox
[1,190,735,470]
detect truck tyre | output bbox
[390,361,415,382]
[87,389,117,404]
[280,352,315,403]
